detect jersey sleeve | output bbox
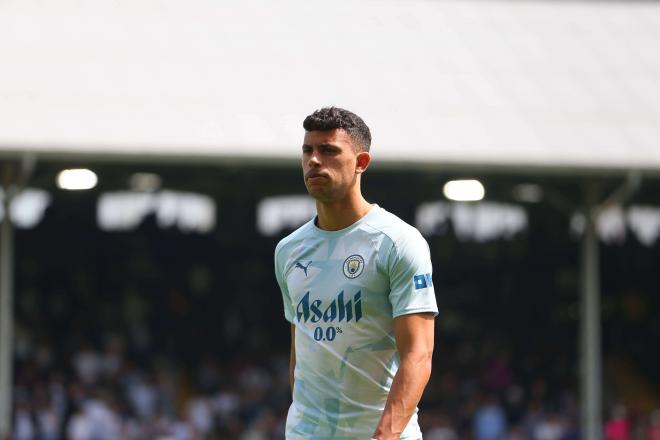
[386,230,439,318]
[274,242,295,324]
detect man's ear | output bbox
[355,151,372,174]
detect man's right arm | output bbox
[289,323,296,393]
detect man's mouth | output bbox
[306,172,328,181]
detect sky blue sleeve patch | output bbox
[413,274,427,290]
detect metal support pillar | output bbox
[0,176,15,440]
[0,156,35,440]
[580,184,602,440]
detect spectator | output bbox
[533,413,566,440]
[13,399,35,440]
[426,411,458,440]
[66,403,93,440]
[473,394,507,440]
[605,405,631,440]
[648,410,660,440]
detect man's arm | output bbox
[372,313,435,440]
[289,323,296,393]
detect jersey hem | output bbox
[392,307,439,319]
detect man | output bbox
[274,107,438,439]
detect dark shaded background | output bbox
[7,161,660,439]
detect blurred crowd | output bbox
[11,332,290,440]
[10,329,660,440]
[420,343,660,440]
[8,199,660,439]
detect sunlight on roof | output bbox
[416,201,528,242]
[571,205,660,246]
[0,188,51,228]
[257,195,316,236]
[97,190,215,233]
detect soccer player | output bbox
[274,107,438,439]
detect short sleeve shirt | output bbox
[274,205,438,439]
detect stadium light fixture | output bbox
[129,172,162,192]
[443,179,485,202]
[56,169,98,190]
[512,183,543,203]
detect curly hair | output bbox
[303,107,371,152]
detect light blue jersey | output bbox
[275,205,438,439]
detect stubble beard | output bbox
[306,176,357,205]
[306,184,337,203]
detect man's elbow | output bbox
[402,348,433,377]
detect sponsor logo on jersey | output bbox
[343,255,365,279]
[296,290,362,323]
[294,260,312,277]
[414,273,433,290]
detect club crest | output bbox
[343,255,365,279]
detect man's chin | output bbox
[306,187,333,203]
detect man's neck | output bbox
[315,195,373,231]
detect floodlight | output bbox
[443,179,485,202]
[129,172,162,192]
[512,184,543,203]
[56,169,98,190]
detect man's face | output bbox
[302,129,362,202]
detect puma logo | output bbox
[295,261,312,277]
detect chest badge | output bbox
[343,255,365,279]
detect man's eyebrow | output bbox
[301,143,340,149]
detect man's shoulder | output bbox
[274,219,315,260]
[364,206,426,247]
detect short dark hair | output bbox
[303,107,371,152]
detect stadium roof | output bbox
[1,0,659,174]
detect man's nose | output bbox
[308,151,321,167]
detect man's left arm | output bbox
[372,312,435,440]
